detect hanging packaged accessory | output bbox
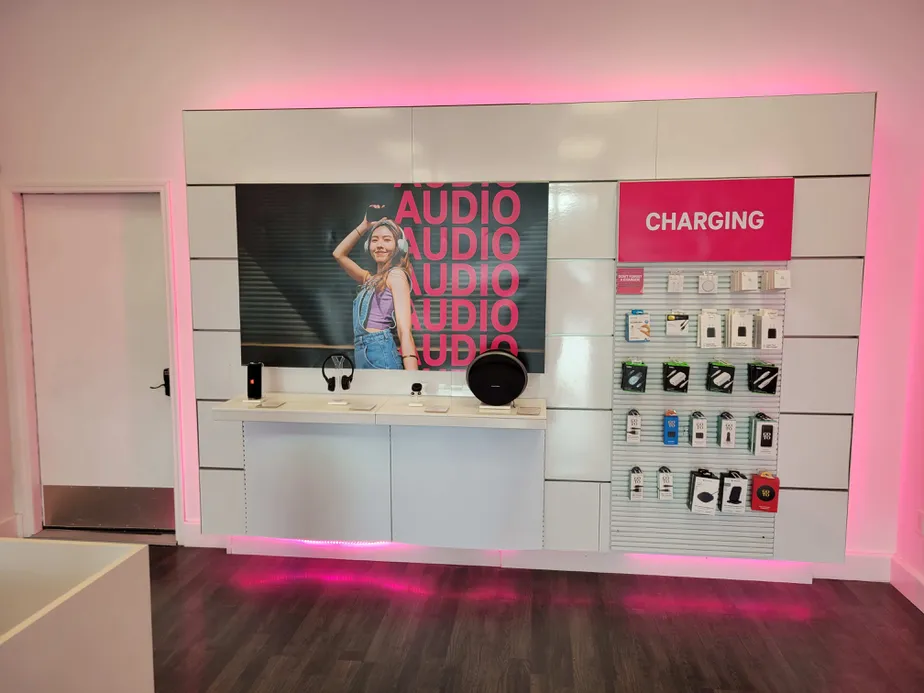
[751,471,780,512]
[698,309,722,348]
[667,270,685,293]
[629,466,644,501]
[762,268,792,290]
[731,270,760,292]
[698,271,718,294]
[688,468,720,515]
[689,411,707,447]
[726,310,753,348]
[626,409,642,444]
[747,361,779,394]
[626,310,651,342]
[658,466,674,500]
[719,471,748,514]
[621,361,648,393]
[706,361,735,393]
[751,412,778,457]
[718,412,737,448]
[665,312,690,336]
[663,360,690,393]
[663,410,680,445]
[755,309,783,350]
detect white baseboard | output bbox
[891,556,924,613]
[176,525,889,585]
[0,514,20,537]
[812,551,892,582]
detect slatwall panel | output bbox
[611,264,787,557]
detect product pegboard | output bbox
[611,264,787,558]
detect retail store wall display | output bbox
[611,264,785,558]
[618,178,795,263]
[235,183,548,371]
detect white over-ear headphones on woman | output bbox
[364,220,409,258]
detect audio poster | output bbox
[235,183,548,372]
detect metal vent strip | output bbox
[611,263,787,558]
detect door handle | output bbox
[149,368,171,397]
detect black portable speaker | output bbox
[247,362,263,400]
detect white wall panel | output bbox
[546,260,615,335]
[191,260,240,330]
[656,94,875,178]
[186,186,238,258]
[391,427,544,550]
[196,401,243,470]
[199,469,245,535]
[774,489,848,562]
[781,338,858,414]
[548,183,618,259]
[522,336,614,409]
[598,483,611,552]
[792,177,869,257]
[544,481,601,551]
[784,259,863,337]
[193,330,243,400]
[545,409,612,481]
[777,414,852,489]
[411,102,657,182]
[244,422,391,541]
[184,108,414,184]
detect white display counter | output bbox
[203,396,547,549]
[0,539,154,693]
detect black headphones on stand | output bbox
[322,353,355,392]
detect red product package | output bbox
[751,472,780,512]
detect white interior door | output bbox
[24,193,174,530]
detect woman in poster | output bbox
[333,206,419,370]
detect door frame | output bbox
[0,182,183,536]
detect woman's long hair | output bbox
[367,219,412,292]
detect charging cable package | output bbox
[626,409,642,444]
[663,361,690,392]
[629,467,644,501]
[658,466,674,500]
[719,471,748,513]
[748,361,779,394]
[688,468,720,515]
[665,312,690,336]
[621,361,648,393]
[626,310,651,342]
[718,412,737,448]
[706,361,735,393]
[689,411,707,447]
[663,410,680,445]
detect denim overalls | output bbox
[352,283,403,369]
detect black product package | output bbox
[747,361,779,395]
[706,361,735,393]
[662,361,690,393]
[621,361,648,393]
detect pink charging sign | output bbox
[618,178,795,262]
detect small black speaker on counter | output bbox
[466,349,527,407]
[247,362,263,400]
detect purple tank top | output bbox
[366,287,395,330]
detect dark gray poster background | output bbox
[236,183,548,371]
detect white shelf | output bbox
[213,394,547,430]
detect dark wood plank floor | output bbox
[150,547,924,693]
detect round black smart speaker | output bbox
[465,349,527,406]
